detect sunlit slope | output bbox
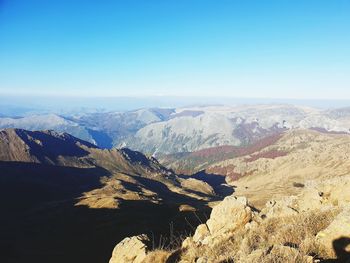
[207,129,350,207]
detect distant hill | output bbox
[159,132,284,175]
[2,105,350,155]
[0,114,95,144]
[125,105,350,154]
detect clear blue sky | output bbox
[0,0,349,99]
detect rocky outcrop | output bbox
[109,175,350,263]
[259,197,299,218]
[109,235,149,263]
[109,235,176,263]
[207,196,251,236]
[190,196,252,246]
[316,208,350,258]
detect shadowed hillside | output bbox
[0,129,217,263]
[0,162,210,263]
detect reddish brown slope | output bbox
[159,132,285,175]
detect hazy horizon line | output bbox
[2,93,350,102]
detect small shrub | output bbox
[293,182,305,188]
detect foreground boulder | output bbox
[316,207,350,259]
[207,196,251,235]
[192,196,252,245]
[259,197,299,218]
[109,235,149,263]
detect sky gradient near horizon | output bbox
[0,0,349,99]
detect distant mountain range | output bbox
[1,105,350,155]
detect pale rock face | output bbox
[296,186,323,212]
[193,224,210,243]
[195,257,208,263]
[109,235,149,263]
[181,237,194,249]
[192,196,252,245]
[207,196,252,235]
[316,177,350,206]
[259,197,299,218]
[295,176,350,211]
[176,174,350,262]
[316,207,350,259]
[258,177,350,218]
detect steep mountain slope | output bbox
[0,128,96,164]
[0,128,215,208]
[206,129,350,207]
[0,128,215,263]
[125,110,284,154]
[159,133,284,175]
[71,108,175,148]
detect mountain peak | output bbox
[0,128,95,164]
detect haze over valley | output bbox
[1,0,350,262]
[2,102,350,262]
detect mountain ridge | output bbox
[0,128,217,209]
[2,105,350,154]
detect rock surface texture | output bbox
[110,175,350,263]
[109,235,149,263]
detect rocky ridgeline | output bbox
[110,175,350,263]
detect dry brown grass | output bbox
[234,208,339,262]
[162,207,340,263]
[142,250,172,263]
